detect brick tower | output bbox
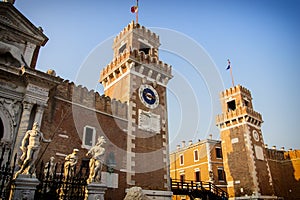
[99,21,173,199]
[216,85,276,199]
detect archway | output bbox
[0,118,3,140]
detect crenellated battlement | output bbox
[220,84,252,99]
[113,21,159,46]
[55,79,128,119]
[285,149,300,160]
[266,148,285,160]
[216,106,262,128]
[99,48,172,84]
[266,148,300,161]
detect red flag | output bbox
[131,6,138,13]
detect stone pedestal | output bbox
[137,189,173,200]
[85,182,107,200]
[9,174,40,200]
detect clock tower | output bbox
[99,21,173,199]
[216,85,276,199]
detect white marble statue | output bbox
[44,156,55,178]
[123,187,150,200]
[15,122,51,178]
[64,149,79,178]
[86,136,106,184]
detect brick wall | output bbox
[267,149,300,199]
[39,80,130,199]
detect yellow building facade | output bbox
[170,138,227,199]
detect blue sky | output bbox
[15,0,300,150]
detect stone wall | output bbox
[267,149,300,199]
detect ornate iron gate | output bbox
[35,161,89,200]
[0,146,17,199]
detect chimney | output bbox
[182,141,186,148]
[209,134,212,140]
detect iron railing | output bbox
[35,161,89,200]
[0,146,17,199]
[171,179,228,200]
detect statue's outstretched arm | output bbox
[40,132,51,143]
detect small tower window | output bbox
[227,100,236,111]
[139,42,150,55]
[119,43,127,54]
[216,147,223,159]
[244,99,249,107]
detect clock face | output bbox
[252,130,260,142]
[139,84,159,109]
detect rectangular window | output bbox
[180,174,185,182]
[218,167,225,181]
[227,100,236,111]
[179,154,184,166]
[139,42,150,55]
[119,43,127,54]
[244,99,249,107]
[216,147,223,159]
[194,150,199,161]
[83,126,96,149]
[195,171,201,182]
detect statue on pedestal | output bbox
[44,156,55,179]
[64,149,79,179]
[86,136,106,184]
[15,122,51,178]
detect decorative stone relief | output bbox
[0,98,19,144]
[0,98,20,125]
[138,109,160,133]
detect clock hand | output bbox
[143,91,155,100]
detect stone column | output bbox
[12,102,33,162]
[9,174,40,200]
[85,183,107,200]
[34,105,45,126]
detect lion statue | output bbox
[123,187,150,200]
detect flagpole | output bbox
[136,0,139,24]
[230,65,235,87]
[227,59,235,87]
